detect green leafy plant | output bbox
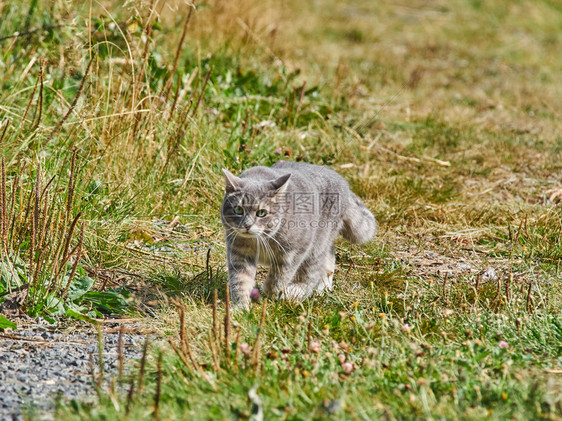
[0,155,130,324]
[0,314,16,329]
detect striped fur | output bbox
[221,162,377,309]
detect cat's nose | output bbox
[246,225,259,234]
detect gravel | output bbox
[0,322,145,420]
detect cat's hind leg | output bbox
[264,269,312,302]
[262,251,304,299]
[282,282,313,301]
[263,269,280,297]
[283,255,330,301]
[264,261,318,302]
[262,249,332,302]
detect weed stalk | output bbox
[154,352,162,421]
[224,282,231,361]
[161,1,196,101]
[43,55,94,149]
[234,327,241,374]
[138,338,150,394]
[251,298,267,372]
[96,323,105,390]
[526,280,533,312]
[118,324,125,378]
[0,156,6,251]
[125,375,136,415]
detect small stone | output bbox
[483,267,498,281]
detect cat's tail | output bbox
[341,193,377,244]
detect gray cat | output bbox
[221,161,377,309]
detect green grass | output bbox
[0,0,561,419]
[58,294,562,420]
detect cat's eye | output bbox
[256,209,267,217]
[234,206,244,215]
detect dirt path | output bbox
[0,320,145,420]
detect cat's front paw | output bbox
[230,292,251,312]
[232,301,250,312]
[231,288,260,312]
[229,282,253,311]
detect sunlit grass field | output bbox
[0,0,561,419]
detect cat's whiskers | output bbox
[261,230,288,256]
[256,233,270,264]
[258,232,279,270]
[255,233,262,264]
[225,230,246,276]
[225,229,239,241]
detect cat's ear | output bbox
[270,173,291,193]
[223,169,241,193]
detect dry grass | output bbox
[0,0,561,418]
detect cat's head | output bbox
[221,169,291,238]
